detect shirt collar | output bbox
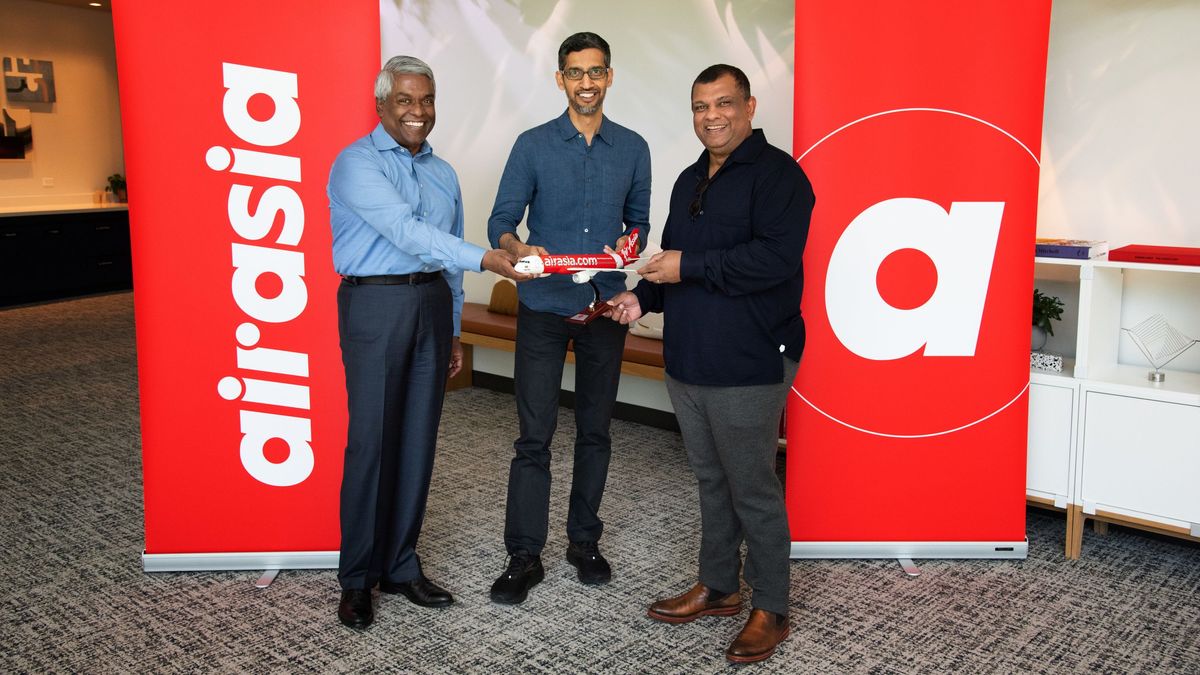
[691,128,767,178]
[370,122,433,157]
[555,109,614,147]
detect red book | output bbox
[1108,244,1200,266]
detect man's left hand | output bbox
[449,336,464,379]
[638,250,682,284]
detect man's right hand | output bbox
[482,249,536,281]
[499,232,548,259]
[605,291,643,325]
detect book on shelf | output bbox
[1107,244,1200,267]
[1034,238,1109,259]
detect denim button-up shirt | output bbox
[488,111,651,316]
[328,123,485,335]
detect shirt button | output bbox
[779,345,786,353]
[584,228,589,233]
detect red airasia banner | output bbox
[789,2,1051,548]
[113,1,379,558]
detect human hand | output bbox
[613,234,629,252]
[448,336,464,379]
[605,290,643,325]
[515,242,549,258]
[482,249,536,281]
[637,250,682,284]
[499,232,547,258]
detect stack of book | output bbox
[1035,238,1109,260]
[1108,244,1200,267]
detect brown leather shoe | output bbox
[647,582,741,624]
[726,608,790,663]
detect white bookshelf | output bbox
[1030,256,1200,557]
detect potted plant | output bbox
[1032,288,1064,351]
[107,173,127,202]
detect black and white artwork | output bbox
[4,57,56,104]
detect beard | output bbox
[570,90,604,115]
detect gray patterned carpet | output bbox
[1,292,1198,673]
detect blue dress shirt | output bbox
[488,111,651,316]
[328,123,485,335]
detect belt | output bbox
[342,272,443,286]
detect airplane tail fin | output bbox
[617,230,640,265]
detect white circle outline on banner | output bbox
[791,382,1030,439]
[792,107,1037,438]
[797,107,1040,166]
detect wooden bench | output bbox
[459,302,665,381]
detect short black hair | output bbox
[558,32,611,70]
[693,64,751,100]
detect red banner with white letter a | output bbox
[113,1,378,560]
[788,1,1051,550]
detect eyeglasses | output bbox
[561,66,610,81]
[689,176,711,218]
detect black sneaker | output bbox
[489,553,544,604]
[566,541,611,585]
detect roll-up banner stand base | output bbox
[142,551,339,573]
[790,540,1028,560]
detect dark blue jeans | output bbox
[503,302,628,555]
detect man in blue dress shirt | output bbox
[486,32,652,604]
[328,55,529,630]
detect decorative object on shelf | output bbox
[1108,244,1200,267]
[1121,314,1199,382]
[3,56,56,104]
[107,173,127,202]
[1032,288,1064,351]
[1035,238,1109,260]
[1030,351,1063,372]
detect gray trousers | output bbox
[664,357,798,617]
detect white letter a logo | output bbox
[826,198,1002,360]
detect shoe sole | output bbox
[647,604,742,624]
[565,554,611,585]
[338,615,373,630]
[489,568,545,605]
[725,625,790,663]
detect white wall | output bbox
[1038,1,1200,371]
[1038,0,1200,248]
[380,0,795,305]
[0,0,123,206]
[380,0,794,403]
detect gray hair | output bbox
[374,55,435,103]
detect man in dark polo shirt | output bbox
[486,32,651,604]
[607,64,813,664]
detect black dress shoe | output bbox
[337,589,374,629]
[489,553,544,604]
[379,576,454,608]
[566,541,611,585]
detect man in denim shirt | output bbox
[487,32,651,604]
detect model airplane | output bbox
[514,230,640,284]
